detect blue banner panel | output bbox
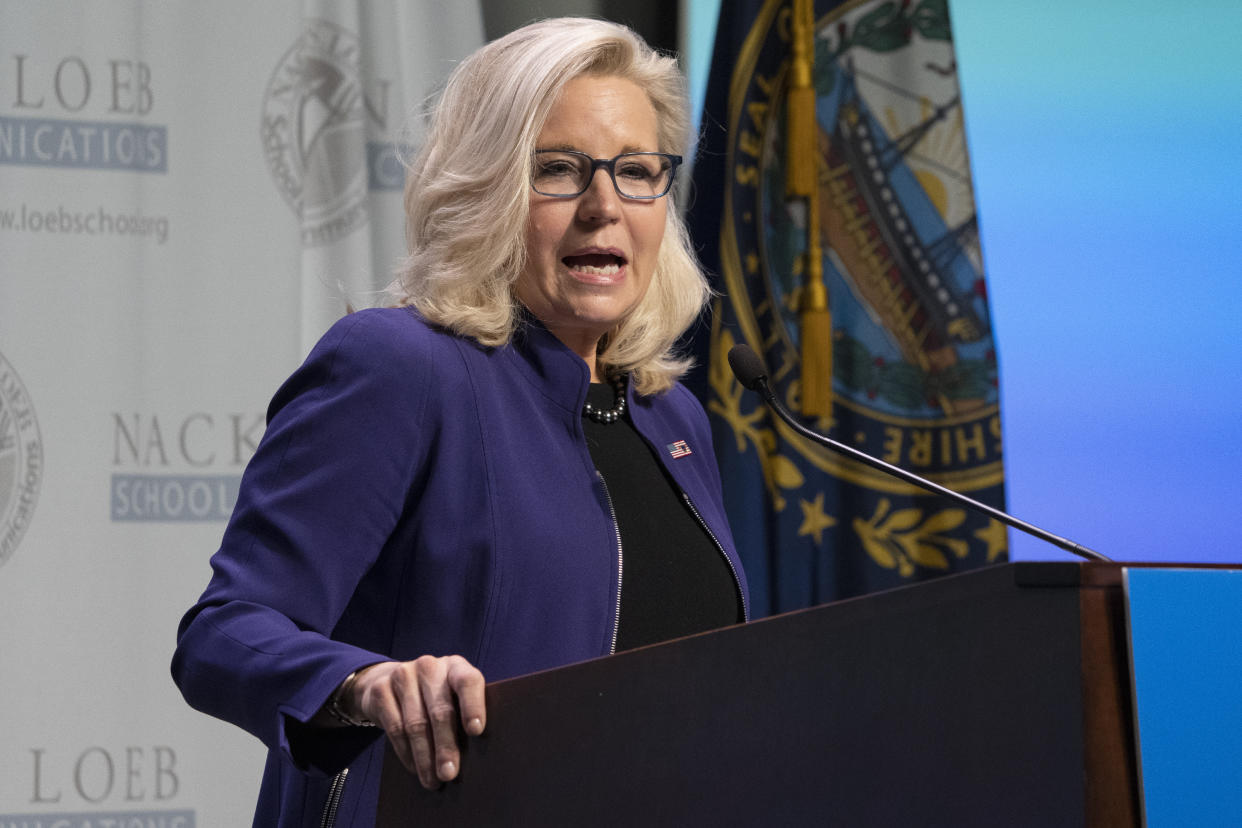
[0,115,167,172]
[1125,567,1242,827]
[110,474,241,521]
[0,810,194,827]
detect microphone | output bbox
[727,343,1111,563]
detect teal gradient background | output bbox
[686,1,1242,563]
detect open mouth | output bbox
[562,252,627,275]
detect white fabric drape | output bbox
[0,3,481,824]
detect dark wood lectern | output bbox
[377,562,1142,827]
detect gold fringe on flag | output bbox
[785,0,816,198]
[786,0,833,417]
[799,183,833,417]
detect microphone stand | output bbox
[736,353,1111,563]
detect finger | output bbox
[393,662,440,789]
[361,670,420,777]
[416,657,464,783]
[446,655,487,736]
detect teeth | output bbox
[572,263,621,275]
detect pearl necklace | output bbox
[582,375,628,424]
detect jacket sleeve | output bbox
[170,310,434,773]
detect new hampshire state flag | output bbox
[687,0,1007,617]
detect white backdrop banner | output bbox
[0,2,482,825]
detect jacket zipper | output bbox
[319,768,348,828]
[597,471,624,654]
[682,492,749,622]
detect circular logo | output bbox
[702,0,1007,587]
[0,351,43,569]
[720,0,1002,492]
[261,19,369,246]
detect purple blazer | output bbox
[171,308,748,827]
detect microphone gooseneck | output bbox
[726,343,1111,563]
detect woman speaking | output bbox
[172,17,747,828]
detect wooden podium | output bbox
[375,562,1217,827]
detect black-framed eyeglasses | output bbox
[531,150,682,200]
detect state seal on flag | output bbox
[705,0,1007,584]
[0,350,42,569]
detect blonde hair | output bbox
[390,18,707,395]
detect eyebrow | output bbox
[535,143,659,155]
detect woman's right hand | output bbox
[344,656,486,789]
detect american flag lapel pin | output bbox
[666,440,692,459]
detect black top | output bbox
[582,382,743,651]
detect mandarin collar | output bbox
[507,308,593,418]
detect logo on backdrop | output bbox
[0,350,42,569]
[109,411,263,522]
[0,52,166,172]
[261,19,403,247]
[3,744,194,826]
[0,50,171,244]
